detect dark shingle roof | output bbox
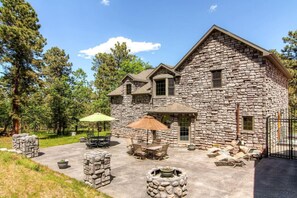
[107,85,123,96]
[132,82,151,95]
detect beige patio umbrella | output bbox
[127,115,168,145]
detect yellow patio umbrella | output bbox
[127,115,168,145]
[80,113,116,135]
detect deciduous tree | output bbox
[92,42,152,114]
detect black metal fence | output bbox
[266,109,297,160]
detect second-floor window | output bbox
[126,84,132,95]
[243,116,254,131]
[156,80,166,96]
[168,78,175,96]
[212,70,222,88]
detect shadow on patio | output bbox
[254,157,297,198]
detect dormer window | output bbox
[153,74,175,97]
[126,84,132,95]
[156,80,166,96]
[168,78,175,96]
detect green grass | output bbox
[0,152,111,198]
[0,131,111,149]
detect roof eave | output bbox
[147,63,179,79]
[148,110,197,114]
[131,93,151,95]
[265,53,292,79]
[174,25,270,70]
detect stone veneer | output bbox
[110,29,288,149]
[83,151,112,189]
[12,133,39,158]
[146,167,188,197]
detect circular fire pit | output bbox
[146,167,188,197]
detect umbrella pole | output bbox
[147,129,149,145]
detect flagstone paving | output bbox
[32,137,297,198]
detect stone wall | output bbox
[83,151,111,189]
[110,29,289,149]
[12,133,39,158]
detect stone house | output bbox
[108,25,291,149]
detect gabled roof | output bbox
[121,69,154,83]
[108,69,154,96]
[147,63,180,79]
[132,82,151,95]
[148,103,197,114]
[107,85,123,96]
[174,25,291,79]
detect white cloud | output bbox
[209,4,218,13]
[78,37,161,59]
[101,0,110,6]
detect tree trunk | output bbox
[0,115,12,135]
[12,65,21,134]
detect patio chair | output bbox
[98,136,111,147]
[86,137,98,149]
[126,138,134,155]
[132,144,146,160]
[152,139,161,145]
[155,144,169,160]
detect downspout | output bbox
[236,103,240,140]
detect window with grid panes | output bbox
[212,70,222,88]
[126,84,131,95]
[179,117,190,141]
[243,116,253,131]
[168,78,175,96]
[156,79,166,96]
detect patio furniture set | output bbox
[127,138,169,160]
[86,134,111,148]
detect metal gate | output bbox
[266,110,297,159]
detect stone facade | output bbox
[110,27,289,149]
[83,151,112,189]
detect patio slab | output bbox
[32,137,297,198]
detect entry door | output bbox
[179,117,190,143]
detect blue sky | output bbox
[24,0,297,80]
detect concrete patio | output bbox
[32,137,297,198]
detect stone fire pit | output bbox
[146,167,188,197]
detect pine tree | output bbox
[281,30,297,107]
[43,47,72,135]
[0,0,46,134]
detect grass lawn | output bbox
[0,131,111,149]
[0,152,111,198]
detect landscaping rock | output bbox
[239,146,250,154]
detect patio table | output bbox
[141,144,162,159]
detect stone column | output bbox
[83,151,112,189]
[12,134,39,158]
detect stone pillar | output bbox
[83,151,112,189]
[12,134,39,158]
